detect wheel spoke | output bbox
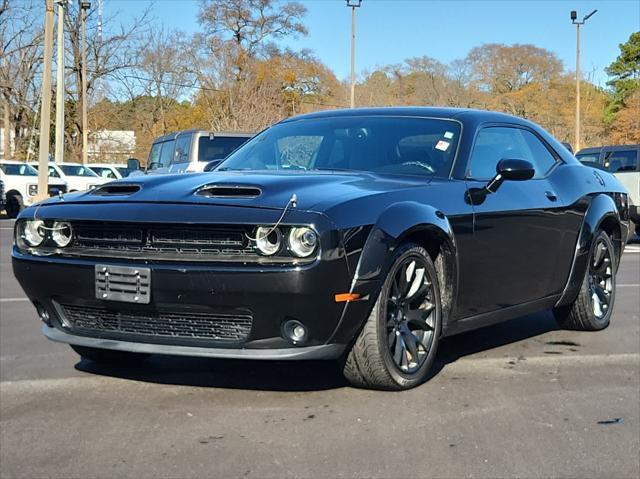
[406,268,425,300]
[403,331,419,362]
[592,257,610,277]
[393,334,404,365]
[593,242,605,268]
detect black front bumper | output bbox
[12,251,379,360]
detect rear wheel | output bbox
[5,193,24,218]
[343,243,442,390]
[554,230,616,331]
[70,345,149,364]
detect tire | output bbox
[70,345,149,364]
[5,193,24,218]
[343,243,442,390]
[553,230,616,331]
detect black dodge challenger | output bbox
[13,108,631,390]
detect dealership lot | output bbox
[1,217,638,478]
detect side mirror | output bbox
[466,159,535,205]
[486,159,535,192]
[127,158,140,171]
[203,159,224,172]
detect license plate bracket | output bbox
[95,264,151,304]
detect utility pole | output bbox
[571,9,597,152]
[54,0,66,164]
[80,1,91,165]
[36,0,55,201]
[346,1,362,109]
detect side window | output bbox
[519,130,558,177]
[48,166,60,178]
[147,143,162,170]
[469,127,556,180]
[605,150,638,172]
[172,135,191,164]
[158,140,175,168]
[468,127,529,180]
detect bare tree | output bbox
[0,0,43,159]
[63,1,151,160]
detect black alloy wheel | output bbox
[385,254,437,374]
[343,243,442,390]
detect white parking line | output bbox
[0,298,29,303]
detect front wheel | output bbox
[5,194,24,218]
[70,345,149,364]
[343,243,442,390]
[553,230,616,331]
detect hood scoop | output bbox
[91,183,142,196]
[196,184,262,198]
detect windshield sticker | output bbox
[435,140,450,152]
[443,131,454,139]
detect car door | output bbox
[146,140,175,175]
[456,125,568,317]
[167,134,193,174]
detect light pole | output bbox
[80,0,90,165]
[571,9,597,152]
[346,0,362,109]
[54,0,67,164]
[36,0,55,201]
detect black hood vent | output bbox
[91,184,141,196]
[196,184,262,198]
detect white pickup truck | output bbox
[576,144,640,237]
[0,160,68,218]
[29,162,110,192]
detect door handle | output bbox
[545,191,558,202]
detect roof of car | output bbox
[87,163,126,168]
[0,160,31,165]
[280,106,526,124]
[152,130,254,144]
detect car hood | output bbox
[38,170,432,212]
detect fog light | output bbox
[283,320,308,344]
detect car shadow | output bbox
[75,310,559,392]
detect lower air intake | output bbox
[59,303,253,342]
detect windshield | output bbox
[219,117,461,177]
[0,164,38,176]
[60,165,98,177]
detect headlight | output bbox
[21,220,45,246]
[51,221,73,247]
[255,226,282,256]
[288,227,318,257]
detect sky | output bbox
[109,0,640,87]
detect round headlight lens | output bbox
[51,221,73,247]
[22,220,45,246]
[255,227,282,256]
[288,227,318,257]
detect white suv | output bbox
[0,160,68,218]
[30,162,110,192]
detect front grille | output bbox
[68,223,257,261]
[59,303,253,342]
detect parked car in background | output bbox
[129,130,253,176]
[88,163,129,180]
[30,162,111,192]
[576,144,639,236]
[0,177,6,213]
[0,160,67,218]
[12,107,631,390]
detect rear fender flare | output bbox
[556,194,621,307]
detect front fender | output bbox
[555,193,623,307]
[328,201,458,345]
[354,201,455,282]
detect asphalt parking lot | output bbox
[1,216,638,479]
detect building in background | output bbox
[88,130,136,163]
